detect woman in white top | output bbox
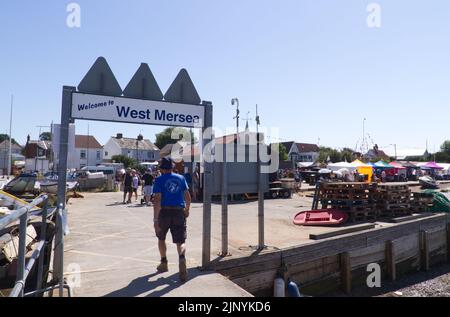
[132,170,140,202]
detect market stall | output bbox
[373,160,395,181]
[421,161,444,178]
[350,159,373,182]
[401,161,419,180]
[389,161,407,181]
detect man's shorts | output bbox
[124,185,133,194]
[156,209,186,244]
[143,185,153,196]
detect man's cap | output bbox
[160,157,174,170]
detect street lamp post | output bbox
[231,98,240,136]
[7,95,13,176]
[390,144,397,160]
[136,139,139,163]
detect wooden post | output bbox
[420,231,430,271]
[340,252,351,294]
[385,240,396,281]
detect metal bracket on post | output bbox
[202,102,213,268]
[52,86,76,296]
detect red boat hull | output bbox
[293,209,349,226]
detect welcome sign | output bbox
[71,92,205,128]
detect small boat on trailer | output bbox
[294,209,349,226]
[419,176,439,190]
[38,180,78,195]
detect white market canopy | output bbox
[327,162,357,172]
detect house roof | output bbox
[0,140,22,150]
[160,142,200,158]
[112,137,159,151]
[366,148,390,160]
[160,144,175,157]
[272,141,320,153]
[294,143,320,153]
[27,140,52,150]
[215,132,262,145]
[75,135,102,149]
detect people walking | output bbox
[122,168,133,204]
[142,168,154,206]
[132,170,140,202]
[153,157,191,282]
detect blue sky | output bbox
[1,1,449,154]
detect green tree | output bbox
[440,140,450,154]
[0,134,19,145]
[39,132,52,141]
[278,143,289,161]
[317,147,356,163]
[318,147,341,163]
[341,148,355,162]
[435,151,450,163]
[155,127,196,150]
[111,155,137,169]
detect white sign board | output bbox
[71,92,205,128]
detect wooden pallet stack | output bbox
[319,182,379,222]
[410,192,434,212]
[376,184,412,217]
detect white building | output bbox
[73,135,103,169]
[0,140,24,175]
[274,142,320,163]
[103,133,160,163]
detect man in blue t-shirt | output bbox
[153,157,191,282]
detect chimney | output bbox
[27,135,30,143]
[137,134,144,141]
[116,133,123,139]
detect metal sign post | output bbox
[257,133,265,250]
[52,86,76,295]
[220,136,228,257]
[54,57,213,295]
[201,102,213,267]
[256,106,265,250]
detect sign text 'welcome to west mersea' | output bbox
[71,92,205,128]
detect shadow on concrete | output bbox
[127,204,147,208]
[211,200,256,206]
[102,268,207,297]
[105,202,128,207]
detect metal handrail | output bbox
[0,195,48,229]
[0,195,68,297]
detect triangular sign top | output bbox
[123,63,163,101]
[78,57,122,96]
[164,69,201,105]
